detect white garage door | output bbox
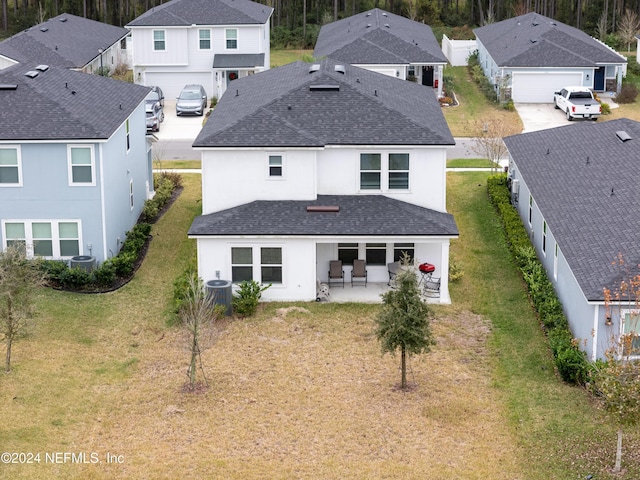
[512,71,582,103]
[144,72,213,100]
[366,67,399,78]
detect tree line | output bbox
[2,0,640,48]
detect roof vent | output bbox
[35,64,49,71]
[334,64,345,74]
[384,23,390,28]
[60,17,67,22]
[309,84,340,91]
[306,206,339,212]
[532,20,539,26]
[616,130,632,142]
[24,70,39,78]
[382,12,388,17]
[40,27,48,32]
[366,23,372,28]
[366,12,371,16]
[530,38,538,43]
[0,84,18,90]
[308,64,320,74]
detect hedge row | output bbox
[487,174,590,384]
[41,172,180,291]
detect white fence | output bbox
[442,35,477,66]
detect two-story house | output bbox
[188,59,458,303]
[126,0,273,100]
[0,13,130,74]
[0,63,153,265]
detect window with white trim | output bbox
[388,153,409,190]
[261,247,282,284]
[0,146,21,186]
[553,243,558,280]
[528,195,533,225]
[542,221,547,254]
[153,30,166,51]
[621,310,640,357]
[338,243,359,264]
[130,179,134,210]
[360,153,381,190]
[199,29,211,49]
[268,154,283,177]
[394,243,414,263]
[366,243,386,265]
[226,29,238,49]
[68,145,95,185]
[126,119,131,151]
[231,247,253,283]
[2,220,80,258]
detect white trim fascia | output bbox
[188,234,459,241]
[99,143,108,261]
[195,144,452,152]
[0,139,109,145]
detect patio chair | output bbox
[387,261,401,286]
[423,276,441,298]
[351,259,367,287]
[328,260,344,288]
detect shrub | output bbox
[110,251,137,277]
[503,99,515,111]
[59,266,92,289]
[40,260,70,283]
[599,101,611,115]
[232,280,271,317]
[448,258,464,283]
[615,83,638,104]
[94,260,117,287]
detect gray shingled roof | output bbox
[189,195,458,237]
[504,118,640,301]
[0,63,149,141]
[314,9,447,65]
[126,0,272,27]
[194,59,454,148]
[212,53,265,68]
[0,14,128,69]
[474,12,626,67]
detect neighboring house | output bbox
[188,59,458,303]
[0,13,130,74]
[474,12,626,103]
[0,63,154,265]
[504,118,640,360]
[313,8,447,97]
[126,0,273,100]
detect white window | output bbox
[553,243,558,280]
[366,243,386,265]
[68,145,95,186]
[261,247,282,284]
[231,246,283,285]
[388,153,409,190]
[130,179,134,210]
[360,153,381,190]
[126,119,131,152]
[268,154,283,178]
[338,243,358,264]
[153,30,166,51]
[2,220,80,259]
[226,29,238,49]
[621,310,640,358]
[542,221,547,254]
[199,29,211,49]
[0,146,21,186]
[231,247,253,283]
[528,195,533,225]
[394,243,414,263]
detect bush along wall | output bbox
[41,173,180,292]
[487,174,590,385]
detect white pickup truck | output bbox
[554,86,601,121]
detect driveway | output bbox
[155,100,207,141]
[514,103,571,133]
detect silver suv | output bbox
[176,84,207,116]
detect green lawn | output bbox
[1,172,638,479]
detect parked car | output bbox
[554,86,601,121]
[146,101,164,132]
[145,86,164,108]
[176,84,207,116]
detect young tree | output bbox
[617,8,640,52]
[179,275,221,391]
[374,265,435,390]
[0,245,44,373]
[470,119,509,173]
